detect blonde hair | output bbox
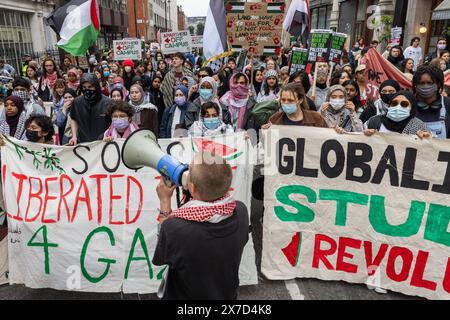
[190,152,232,201]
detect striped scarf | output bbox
[160,67,195,109]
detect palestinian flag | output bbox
[46,0,100,56]
[192,138,242,162]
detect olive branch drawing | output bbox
[3,135,65,174]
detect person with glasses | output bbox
[403,37,423,72]
[360,80,400,124]
[103,100,139,141]
[364,90,430,137]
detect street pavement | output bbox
[0,169,421,300]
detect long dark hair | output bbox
[342,80,362,110]
[400,58,414,74]
[288,70,311,94]
[263,75,280,96]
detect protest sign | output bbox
[364,48,412,100]
[226,2,285,56]
[307,29,333,63]
[2,132,257,293]
[113,39,142,61]
[161,31,192,54]
[150,42,160,51]
[390,27,402,45]
[329,32,348,64]
[289,48,308,75]
[261,126,450,300]
[191,36,203,49]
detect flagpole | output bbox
[311,62,318,100]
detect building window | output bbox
[0,9,34,72]
[310,5,332,30]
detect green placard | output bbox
[307,29,333,63]
[289,48,309,75]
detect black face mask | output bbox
[380,93,396,104]
[82,88,97,101]
[26,130,40,142]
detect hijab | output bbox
[381,90,416,133]
[5,95,25,136]
[129,84,148,107]
[67,68,80,90]
[199,76,220,105]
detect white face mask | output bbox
[329,98,345,110]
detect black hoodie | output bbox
[70,73,112,143]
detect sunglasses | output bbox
[390,100,411,108]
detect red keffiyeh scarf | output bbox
[169,193,236,223]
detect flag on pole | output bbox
[283,0,310,45]
[203,0,228,60]
[46,0,100,56]
[156,28,161,44]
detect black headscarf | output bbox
[5,95,25,137]
[381,90,416,133]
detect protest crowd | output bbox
[0,0,450,302]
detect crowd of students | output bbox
[0,38,449,152]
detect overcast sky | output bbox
[177,0,209,17]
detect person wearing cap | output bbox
[320,85,363,132]
[256,70,280,103]
[21,54,32,77]
[354,64,367,100]
[360,79,400,124]
[0,96,27,140]
[122,59,136,91]
[9,77,45,120]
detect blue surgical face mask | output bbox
[174,96,186,106]
[281,103,297,115]
[103,71,110,77]
[199,88,213,100]
[203,117,221,130]
[386,106,411,122]
[112,118,130,130]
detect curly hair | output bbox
[412,65,444,94]
[25,114,55,142]
[107,100,134,118]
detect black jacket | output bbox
[70,74,111,143]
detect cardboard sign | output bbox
[191,36,204,48]
[329,32,348,64]
[113,39,142,61]
[289,48,309,75]
[2,133,257,293]
[161,31,192,54]
[261,126,450,300]
[226,2,285,56]
[307,29,333,63]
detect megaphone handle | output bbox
[162,176,174,188]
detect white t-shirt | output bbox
[403,46,423,71]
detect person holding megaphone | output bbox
[121,132,249,300]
